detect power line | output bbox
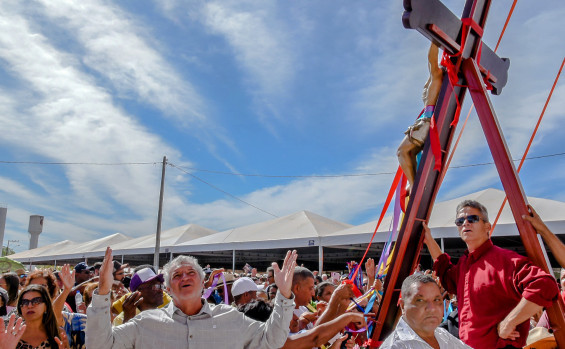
[0,151,563,177]
[0,161,158,165]
[170,151,565,177]
[168,163,278,218]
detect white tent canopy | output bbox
[8,240,77,260]
[173,211,353,253]
[111,224,217,256]
[12,233,131,263]
[322,188,565,246]
[9,188,565,265]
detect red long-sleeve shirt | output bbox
[434,239,558,348]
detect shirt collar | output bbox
[396,316,424,342]
[164,298,212,317]
[464,239,493,262]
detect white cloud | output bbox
[0,5,191,229]
[35,0,206,126]
[174,148,400,230]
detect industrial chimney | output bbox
[28,215,44,250]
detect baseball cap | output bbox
[130,267,164,292]
[231,277,258,297]
[74,262,90,273]
[113,261,129,273]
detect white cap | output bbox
[231,277,258,296]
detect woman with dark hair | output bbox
[1,273,20,310]
[16,285,63,349]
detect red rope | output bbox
[494,0,518,53]
[490,56,565,232]
[350,166,403,281]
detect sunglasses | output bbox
[21,296,44,307]
[454,214,483,226]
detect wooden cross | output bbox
[370,0,565,347]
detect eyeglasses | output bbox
[137,283,164,291]
[21,297,44,307]
[454,214,483,226]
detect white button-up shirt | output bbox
[380,316,472,349]
[86,291,294,349]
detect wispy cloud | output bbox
[35,0,206,126]
[0,4,188,230]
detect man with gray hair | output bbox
[381,274,470,348]
[423,200,558,349]
[87,247,297,349]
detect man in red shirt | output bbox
[423,200,558,348]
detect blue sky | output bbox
[1,0,564,253]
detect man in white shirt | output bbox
[291,267,316,331]
[87,247,297,349]
[381,274,470,349]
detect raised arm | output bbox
[523,205,565,268]
[53,264,74,326]
[364,258,375,293]
[316,283,354,326]
[272,250,298,299]
[424,43,444,106]
[423,222,443,260]
[86,247,136,349]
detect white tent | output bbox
[111,224,217,256]
[321,188,565,246]
[173,211,353,253]
[8,240,76,260]
[9,188,564,268]
[11,233,131,263]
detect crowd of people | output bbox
[0,200,563,349]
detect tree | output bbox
[1,246,15,256]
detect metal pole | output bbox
[153,156,167,271]
[440,238,444,252]
[0,207,7,256]
[318,245,324,274]
[232,250,236,272]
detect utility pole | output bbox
[4,239,20,256]
[153,156,167,271]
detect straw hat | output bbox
[524,327,557,349]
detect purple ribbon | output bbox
[201,272,228,304]
[376,181,403,276]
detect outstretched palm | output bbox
[98,247,114,295]
[272,250,298,299]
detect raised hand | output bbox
[60,264,74,291]
[272,250,298,299]
[55,328,70,349]
[0,313,26,349]
[98,247,114,295]
[204,268,225,288]
[522,205,549,234]
[365,258,375,281]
